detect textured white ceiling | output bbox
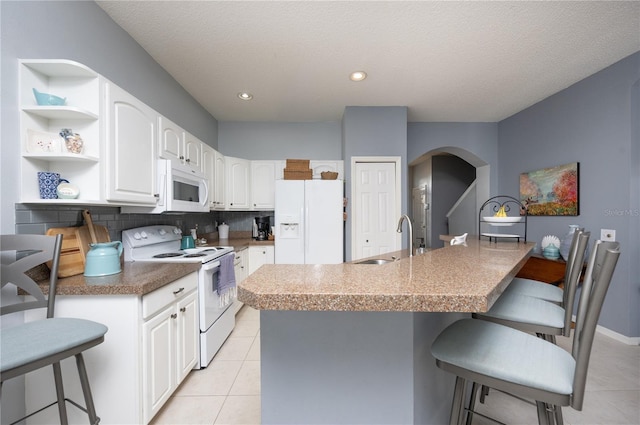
[96,1,640,122]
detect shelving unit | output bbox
[478,195,527,242]
[19,59,102,204]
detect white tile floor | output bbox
[152,306,639,425]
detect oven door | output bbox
[198,259,234,332]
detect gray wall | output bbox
[0,1,219,235]
[498,52,640,338]
[218,121,342,159]
[342,106,408,260]
[407,122,499,190]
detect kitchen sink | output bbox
[354,258,394,265]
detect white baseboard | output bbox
[596,324,640,345]
[572,315,640,345]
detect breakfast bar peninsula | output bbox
[239,239,534,425]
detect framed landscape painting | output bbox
[519,162,579,216]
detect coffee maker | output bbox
[255,216,270,241]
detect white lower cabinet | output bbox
[233,247,248,314]
[248,245,275,275]
[142,274,198,424]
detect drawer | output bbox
[142,272,197,319]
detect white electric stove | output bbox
[122,225,236,368]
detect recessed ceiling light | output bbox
[237,92,253,100]
[349,71,367,82]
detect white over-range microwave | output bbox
[122,159,209,213]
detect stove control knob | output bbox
[173,228,181,234]
[140,231,148,239]
[133,232,142,240]
[158,228,167,236]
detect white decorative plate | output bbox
[483,216,523,226]
[27,129,61,153]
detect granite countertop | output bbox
[199,231,274,252]
[43,262,201,296]
[238,239,535,313]
[40,235,272,296]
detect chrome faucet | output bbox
[396,214,413,257]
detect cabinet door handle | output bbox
[171,313,178,319]
[173,287,185,295]
[180,307,186,313]
[186,158,191,163]
[154,193,160,198]
[179,155,184,160]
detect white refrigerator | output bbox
[275,179,344,264]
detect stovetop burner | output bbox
[153,252,184,258]
[184,253,207,258]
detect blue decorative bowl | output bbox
[32,88,66,106]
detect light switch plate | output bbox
[600,229,616,242]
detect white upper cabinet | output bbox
[201,144,216,209]
[159,117,203,172]
[310,160,344,180]
[251,160,277,210]
[104,81,158,205]
[183,132,203,172]
[19,60,101,203]
[212,150,226,209]
[226,156,250,210]
[158,116,184,165]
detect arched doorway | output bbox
[410,147,490,248]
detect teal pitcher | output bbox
[84,241,123,276]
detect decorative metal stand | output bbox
[478,195,527,242]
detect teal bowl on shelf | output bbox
[32,88,66,106]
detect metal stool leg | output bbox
[553,405,564,425]
[465,382,479,425]
[75,353,100,425]
[450,376,467,425]
[536,401,550,425]
[52,362,69,425]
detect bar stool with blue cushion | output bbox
[431,241,620,425]
[1,234,108,425]
[503,228,585,304]
[473,232,591,343]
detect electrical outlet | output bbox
[600,229,616,242]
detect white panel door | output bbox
[354,162,397,260]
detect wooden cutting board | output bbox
[76,224,111,261]
[45,227,85,277]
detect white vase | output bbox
[559,224,580,261]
